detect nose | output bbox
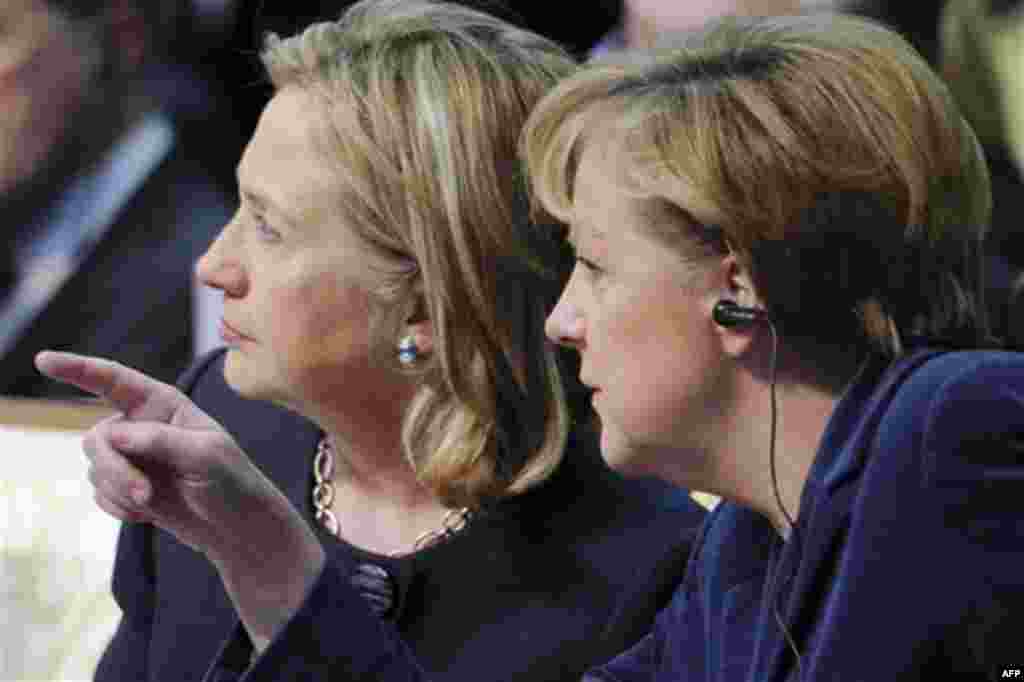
[545,278,585,350]
[195,217,248,298]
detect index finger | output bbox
[35,351,184,422]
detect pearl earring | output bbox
[398,335,419,366]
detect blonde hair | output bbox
[261,0,576,508]
[524,13,992,381]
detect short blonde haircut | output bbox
[524,13,992,382]
[262,0,577,508]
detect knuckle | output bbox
[82,430,99,455]
[93,490,124,520]
[86,463,103,489]
[86,419,119,453]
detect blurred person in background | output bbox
[180,0,622,194]
[0,0,230,398]
[847,0,949,65]
[939,0,1024,346]
[588,0,811,55]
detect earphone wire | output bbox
[766,319,804,677]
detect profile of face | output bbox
[196,88,404,412]
[545,144,732,480]
[0,0,98,196]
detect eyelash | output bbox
[576,256,602,274]
[251,212,281,241]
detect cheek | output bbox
[594,291,719,445]
[266,271,374,378]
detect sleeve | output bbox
[583,628,664,682]
[95,350,225,681]
[918,355,1024,676]
[203,559,431,682]
[582,556,703,682]
[92,522,156,681]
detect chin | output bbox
[598,419,691,484]
[221,349,272,399]
[598,422,647,475]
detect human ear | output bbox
[723,253,762,310]
[709,254,767,357]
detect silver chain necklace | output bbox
[311,437,472,557]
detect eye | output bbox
[252,212,281,242]
[575,256,603,275]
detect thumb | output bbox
[108,420,232,482]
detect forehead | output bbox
[568,143,632,242]
[569,141,675,245]
[571,134,723,239]
[238,88,338,215]
[570,140,725,278]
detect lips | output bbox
[219,318,252,343]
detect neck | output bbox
[755,380,837,535]
[307,378,437,511]
[316,412,453,555]
[323,427,436,509]
[707,367,841,536]
[297,361,479,554]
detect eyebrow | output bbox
[235,163,274,207]
[239,187,270,211]
[237,173,291,216]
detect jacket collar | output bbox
[810,347,945,494]
[757,346,948,680]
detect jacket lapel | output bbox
[756,349,947,681]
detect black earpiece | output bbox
[712,300,769,328]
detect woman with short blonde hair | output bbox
[529,13,1021,680]
[529,11,992,382]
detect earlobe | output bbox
[710,299,759,359]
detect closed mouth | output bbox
[220,319,252,342]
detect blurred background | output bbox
[5,0,1024,678]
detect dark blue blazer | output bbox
[589,348,1024,681]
